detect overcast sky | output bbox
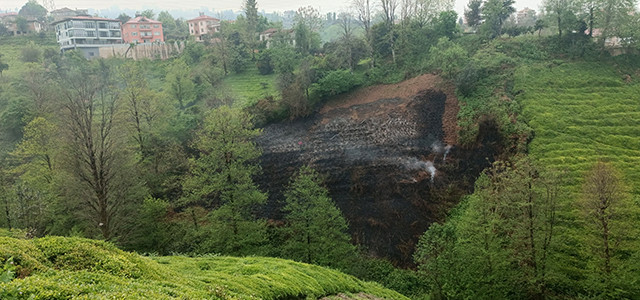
[1,0,549,17]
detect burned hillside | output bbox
[257,75,502,266]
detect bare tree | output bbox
[581,161,629,275]
[352,0,373,34]
[380,0,398,25]
[57,59,139,240]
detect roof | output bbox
[187,14,220,23]
[0,12,18,18]
[50,7,76,14]
[51,16,120,25]
[262,28,278,34]
[125,16,162,24]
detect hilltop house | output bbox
[0,12,43,35]
[187,13,220,41]
[122,16,164,44]
[52,16,123,58]
[49,7,89,22]
[260,28,295,49]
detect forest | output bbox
[1,0,640,298]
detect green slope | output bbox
[514,61,640,194]
[0,233,407,300]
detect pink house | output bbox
[122,16,164,44]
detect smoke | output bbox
[400,157,437,183]
[443,145,452,162]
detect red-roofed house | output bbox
[122,16,164,44]
[187,13,220,41]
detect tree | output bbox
[415,158,562,298]
[535,19,545,36]
[181,106,267,255]
[0,55,8,76]
[18,0,47,21]
[543,0,578,37]
[244,0,259,60]
[465,0,483,29]
[294,6,322,54]
[16,17,29,35]
[139,9,155,19]
[165,59,196,110]
[481,0,516,38]
[428,37,467,79]
[55,56,143,240]
[116,13,131,24]
[280,166,356,268]
[580,161,639,296]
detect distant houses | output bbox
[122,16,164,44]
[187,13,221,41]
[0,12,42,36]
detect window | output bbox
[200,28,204,33]
[199,22,202,26]
[189,23,193,27]
[132,32,137,36]
[131,24,136,28]
[154,32,160,36]
[83,21,95,28]
[153,24,159,28]
[86,30,95,37]
[89,52,94,57]
[98,22,107,29]
[190,29,194,33]
[99,31,108,37]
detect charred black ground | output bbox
[257,89,501,266]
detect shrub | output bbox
[312,69,362,99]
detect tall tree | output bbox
[281,166,356,268]
[244,0,259,60]
[56,57,143,240]
[465,0,483,29]
[181,106,267,254]
[580,161,639,296]
[116,13,131,24]
[481,0,516,38]
[18,0,47,21]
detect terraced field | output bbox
[514,62,640,195]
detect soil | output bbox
[256,74,499,267]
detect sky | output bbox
[0,0,548,18]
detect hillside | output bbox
[257,74,502,266]
[514,61,640,194]
[0,231,408,300]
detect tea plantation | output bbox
[514,61,640,195]
[0,230,407,299]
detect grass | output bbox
[0,232,408,299]
[514,61,640,195]
[222,67,279,108]
[0,34,58,78]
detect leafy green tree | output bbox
[165,59,196,110]
[465,0,483,29]
[481,0,516,38]
[15,17,29,35]
[18,0,47,21]
[280,166,356,268]
[244,0,259,59]
[416,158,562,298]
[139,9,155,19]
[543,0,579,37]
[428,37,467,79]
[182,106,267,254]
[116,13,131,24]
